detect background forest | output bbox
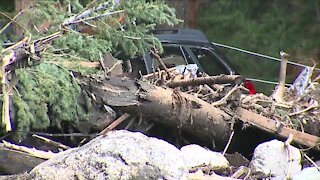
[1,0,320,94]
[196,0,320,93]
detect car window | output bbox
[190,47,229,75]
[152,46,187,70]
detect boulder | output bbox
[249,139,301,180]
[180,144,229,170]
[292,167,320,180]
[29,130,188,180]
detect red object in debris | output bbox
[244,80,256,94]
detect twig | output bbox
[124,35,142,40]
[195,85,203,96]
[106,60,122,74]
[2,140,56,159]
[30,132,97,137]
[212,85,243,106]
[124,116,136,130]
[34,31,62,45]
[243,168,251,180]
[303,153,320,171]
[284,134,294,180]
[63,1,120,26]
[296,118,305,133]
[72,10,125,24]
[0,11,29,35]
[289,101,319,116]
[0,10,25,35]
[273,102,293,109]
[2,36,29,53]
[100,113,131,136]
[222,131,234,156]
[32,134,70,150]
[231,166,249,179]
[203,84,219,97]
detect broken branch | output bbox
[272,51,289,103]
[167,75,244,88]
[32,134,70,150]
[100,113,131,136]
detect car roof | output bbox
[152,29,210,44]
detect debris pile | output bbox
[0,0,319,179]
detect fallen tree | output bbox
[79,75,233,148]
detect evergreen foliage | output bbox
[17,0,180,60]
[0,0,180,140]
[12,64,92,139]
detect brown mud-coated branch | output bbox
[236,107,320,150]
[166,74,244,88]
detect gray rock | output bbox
[29,130,188,180]
[180,144,229,170]
[249,139,301,180]
[292,167,320,180]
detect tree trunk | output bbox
[79,75,232,148]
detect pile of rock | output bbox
[4,130,318,180]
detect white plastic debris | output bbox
[290,66,313,95]
[174,64,199,77]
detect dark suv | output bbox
[129,29,256,94]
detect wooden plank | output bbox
[236,107,320,149]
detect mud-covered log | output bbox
[79,75,232,147]
[236,107,320,150]
[167,75,244,88]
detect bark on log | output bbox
[79,75,232,148]
[166,75,244,88]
